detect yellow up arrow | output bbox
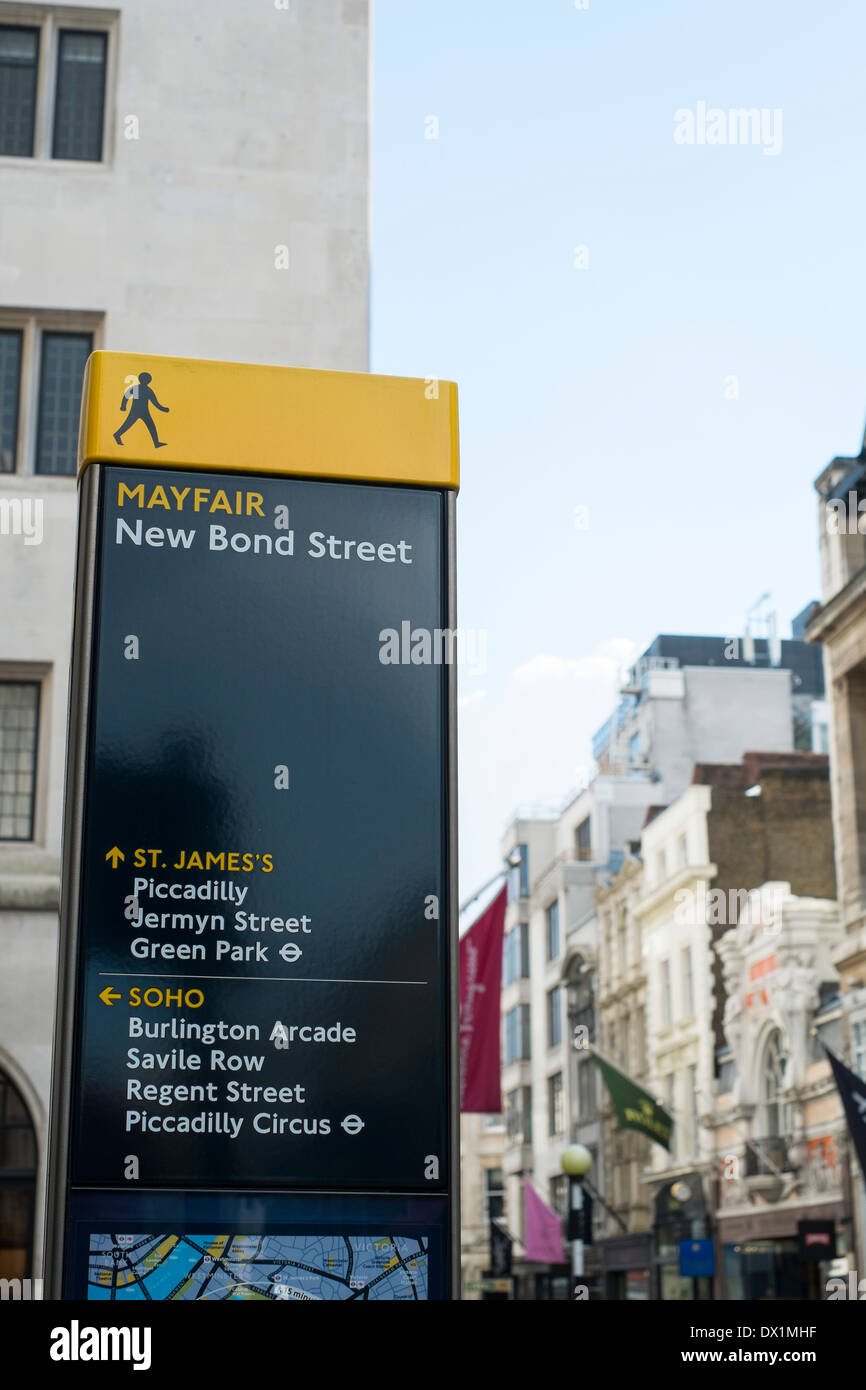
[105,846,125,868]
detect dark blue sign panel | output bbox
[69,467,451,1195]
[679,1238,715,1278]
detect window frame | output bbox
[0,677,40,841]
[0,1069,37,1279]
[484,1166,505,1222]
[0,662,50,845]
[505,1085,532,1145]
[0,309,102,474]
[681,944,694,1017]
[0,21,40,157]
[546,897,560,961]
[503,921,529,987]
[0,324,23,472]
[504,1003,531,1065]
[547,1070,564,1137]
[547,983,563,1049]
[660,957,672,1028]
[51,25,107,162]
[0,6,117,167]
[34,326,93,475]
[576,1055,596,1120]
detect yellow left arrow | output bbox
[99,986,122,1006]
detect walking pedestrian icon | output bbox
[113,372,170,448]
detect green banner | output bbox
[590,1050,672,1150]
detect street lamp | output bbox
[561,1144,592,1292]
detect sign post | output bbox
[45,352,459,1301]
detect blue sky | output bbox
[371,0,866,902]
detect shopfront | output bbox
[718,1204,846,1300]
[652,1174,713,1300]
[600,1233,653,1301]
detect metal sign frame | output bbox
[44,353,460,1301]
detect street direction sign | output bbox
[46,353,459,1301]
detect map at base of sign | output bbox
[66,1191,449,1301]
[88,1233,429,1301]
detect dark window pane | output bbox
[36,331,91,475]
[0,329,22,471]
[52,30,106,161]
[0,1073,36,1280]
[0,682,39,840]
[0,26,39,157]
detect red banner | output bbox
[459,885,507,1113]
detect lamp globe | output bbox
[560,1144,592,1178]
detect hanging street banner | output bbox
[523,1179,566,1265]
[45,352,459,1301]
[459,886,507,1113]
[824,1046,866,1188]
[590,1048,673,1151]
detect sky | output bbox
[370,0,866,906]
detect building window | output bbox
[685,1064,698,1157]
[618,911,628,976]
[36,330,92,474]
[665,1074,676,1157]
[853,1020,866,1080]
[52,30,107,161]
[660,959,672,1028]
[628,731,641,764]
[0,313,100,473]
[678,833,688,866]
[504,1004,531,1065]
[0,26,39,157]
[576,1057,596,1120]
[682,946,694,1017]
[548,1071,564,1136]
[0,1070,37,1279]
[547,985,563,1048]
[502,922,529,986]
[761,1030,788,1137]
[484,1167,505,1221]
[0,14,112,163]
[0,327,22,472]
[575,816,592,861]
[549,1173,568,1218]
[0,681,39,840]
[547,899,560,960]
[505,1086,531,1144]
[569,971,595,1046]
[508,843,529,902]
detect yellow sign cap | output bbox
[78,352,459,490]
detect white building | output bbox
[471,625,829,1297]
[0,0,369,1281]
[712,886,846,1299]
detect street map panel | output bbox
[87,1232,429,1300]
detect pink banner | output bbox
[523,1179,566,1265]
[459,886,507,1113]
